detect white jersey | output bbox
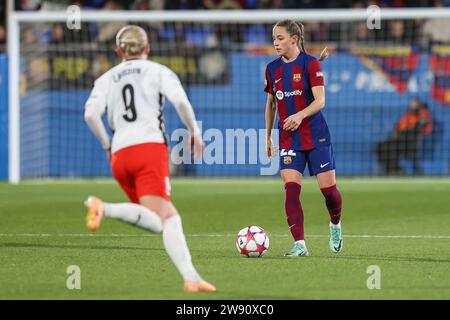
[84,59,199,153]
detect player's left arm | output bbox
[283,59,326,131]
[84,77,111,157]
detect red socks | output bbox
[284,182,304,241]
[320,184,342,225]
[284,183,342,241]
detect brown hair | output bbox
[115,25,148,58]
[274,19,329,61]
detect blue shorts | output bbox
[279,144,336,176]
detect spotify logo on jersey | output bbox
[276,90,302,100]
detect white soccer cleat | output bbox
[329,221,343,253]
[284,241,309,257]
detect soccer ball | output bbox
[235,226,269,257]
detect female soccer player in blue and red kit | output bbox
[264,20,343,256]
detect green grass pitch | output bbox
[0,178,449,299]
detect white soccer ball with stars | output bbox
[235,226,269,257]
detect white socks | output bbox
[103,202,163,233]
[329,221,341,229]
[103,203,201,282]
[162,214,202,283]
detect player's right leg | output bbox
[139,196,216,293]
[130,143,215,292]
[280,150,309,257]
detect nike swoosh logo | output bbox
[334,240,343,252]
[289,224,296,229]
[275,78,282,83]
[135,214,141,225]
[320,162,330,168]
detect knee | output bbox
[159,202,179,222]
[160,211,177,222]
[281,170,301,185]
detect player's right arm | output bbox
[265,93,277,159]
[84,76,111,158]
[264,67,277,159]
[160,66,204,159]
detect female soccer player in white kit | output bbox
[84,25,216,293]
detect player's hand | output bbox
[266,139,278,159]
[189,133,204,161]
[283,112,305,131]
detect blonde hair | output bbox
[115,25,148,58]
[274,19,329,61]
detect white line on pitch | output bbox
[0,233,449,239]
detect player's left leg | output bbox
[85,145,163,233]
[316,171,343,253]
[85,196,104,232]
[309,145,343,253]
[84,197,164,233]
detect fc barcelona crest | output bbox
[293,73,302,82]
[283,156,292,164]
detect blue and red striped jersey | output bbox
[264,52,331,151]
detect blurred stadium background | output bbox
[0,0,449,180]
[0,1,450,301]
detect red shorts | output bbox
[111,142,171,203]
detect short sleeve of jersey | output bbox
[264,67,274,95]
[308,59,324,87]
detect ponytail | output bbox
[318,47,329,61]
[296,22,329,61]
[296,22,307,54]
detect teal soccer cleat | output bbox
[329,222,343,253]
[284,241,309,257]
